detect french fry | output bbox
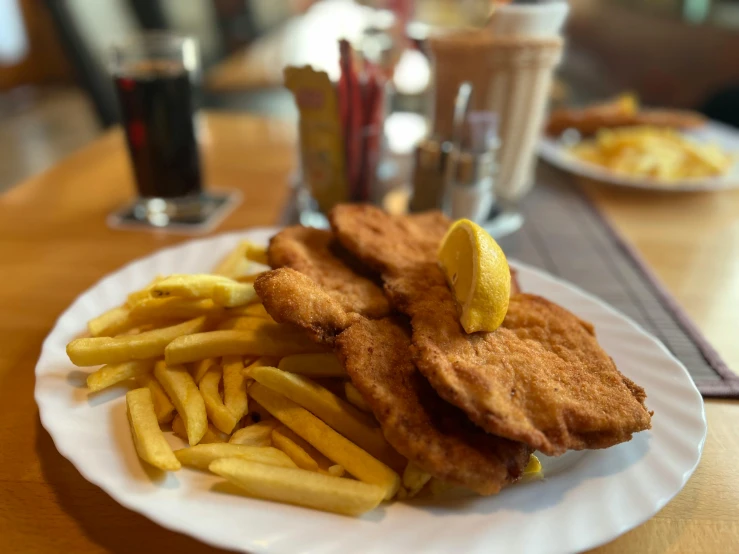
[222,355,249,420]
[402,462,432,498]
[191,357,217,384]
[212,241,254,279]
[428,478,455,497]
[522,454,543,482]
[344,382,371,412]
[175,443,296,471]
[210,458,385,516]
[250,366,402,469]
[154,361,207,446]
[427,479,475,498]
[126,276,164,306]
[204,426,230,443]
[86,359,154,392]
[165,328,327,366]
[136,372,175,424]
[199,368,239,434]
[225,302,273,320]
[272,427,319,471]
[151,274,257,308]
[278,353,345,378]
[234,272,265,284]
[172,415,227,444]
[243,356,279,379]
[212,282,257,308]
[126,388,180,471]
[328,465,345,477]
[151,274,231,296]
[243,242,268,265]
[67,316,207,366]
[229,420,279,446]
[250,383,400,499]
[115,326,148,336]
[88,305,135,337]
[271,426,335,473]
[216,316,277,331]
[129,297,224,323]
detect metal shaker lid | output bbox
[452,150,496,186]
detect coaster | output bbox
[107,189,241,235]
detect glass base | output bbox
[107,190,241,234]
[481,205,524,239]
[294,186,330,229]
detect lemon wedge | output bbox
[437,219,510,333]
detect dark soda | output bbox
[114,62,202,199]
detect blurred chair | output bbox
[46,0,299,127]
[46,0,142,126]
[140,0,225,69]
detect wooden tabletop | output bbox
[1,111,737,553]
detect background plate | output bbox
[538,119,739,191]
[35,228,706,554]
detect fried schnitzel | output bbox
[338,317,531,494]
[546,102,705,137]
[268,226,389,318]
[255,268,532,494]
[330,205,652,456]
[255,267,358,345]
[330,210,521,294]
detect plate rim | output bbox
[34,228,707,554]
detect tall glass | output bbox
[110,33,204,224]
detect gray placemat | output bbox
[497,164,739,398]
[280,170,739,397]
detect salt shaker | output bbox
[445,82,499,222]
[409,138,453,213]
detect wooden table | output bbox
[1,112,737,553]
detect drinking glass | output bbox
[110,32,206,226]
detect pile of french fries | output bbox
[570,126,734,183]
[66,240,540,517]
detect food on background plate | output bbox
[65,212,651,518]
[569,126,733,182]
[545,93,706,137]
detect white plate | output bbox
[35,228,706,554]
[538,119,739,191]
